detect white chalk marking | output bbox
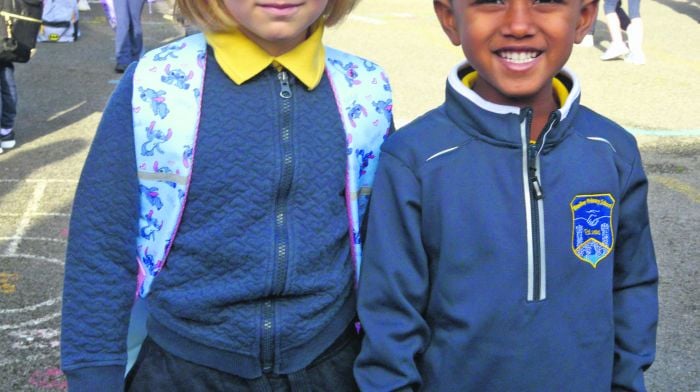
[10,328,60,340]
[0,297,61,314]
[46,101,86,122]
[10,328,61,350]
[6,181,47,255]
[0,213,70,217]
[0,236,67,243]
[0,311,61,331]
[0,179,76,183]
[12,339,61,350]
[0,254,64,265]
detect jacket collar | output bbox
[444,61,581,148]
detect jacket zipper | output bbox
[262,69,294,373]
[520,109,559,302]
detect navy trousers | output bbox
[0,63,17,129]
[125,325,361,392]
[114,0,145,66]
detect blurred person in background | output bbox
[0,62,17,154]
[114,0,145,73]
[600,0,645,64]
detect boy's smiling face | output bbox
[434,0,597,109]
[225,0,329,56]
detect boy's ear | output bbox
[574,0,599,43]
[434,0,462,46]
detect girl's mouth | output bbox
[259,3,302,17]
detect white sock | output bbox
[0,128,12,136]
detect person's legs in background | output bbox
[625,0,645,64]
[581,0,628,49]
[114,0,132,72]
[600,0,630,60]
[127,0,145,62]
[0,63,17,154]
[616,0,631,30]
[114,0,145,73]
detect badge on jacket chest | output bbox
[571,194,615,268]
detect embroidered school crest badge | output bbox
[571,194,615,268]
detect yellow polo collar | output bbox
[204,23,326,90]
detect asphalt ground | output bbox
[0,0,698,390]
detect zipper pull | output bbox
[278,71,292,99]
[530,174,544,200]
[528,145,544,200]
[528,163,544,200]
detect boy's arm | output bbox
[611,149,659,391]
[355,151,430,392]
[60,65,141,391]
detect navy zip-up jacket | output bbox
[61,49,360,390]
[355,62,658,391]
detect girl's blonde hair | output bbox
[175,0,360,32]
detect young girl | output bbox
[60,0,393,390]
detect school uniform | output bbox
[354,62,658,391]
[61,24,393,391]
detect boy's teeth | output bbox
[500,51,539,63]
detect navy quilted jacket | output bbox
[61,49,364,390]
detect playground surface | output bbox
[0,0,698,390]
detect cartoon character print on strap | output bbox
[133,34,207,295]
[326,48,393,280]
[347,100,368,128]
[138,87,169,120]
[152,41,187,61]
[373,99,393,124]
[139,185,163,210]
[161,64,194,90]
[329,58,361,87]
[140,121,173,156]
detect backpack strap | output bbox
[132,33,206,298]
[324,47,393,281]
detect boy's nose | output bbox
[501,3,537,38]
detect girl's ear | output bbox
[434,0,462,46]
[574,0,599,43]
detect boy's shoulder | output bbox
[573,105,641,161]
[382,105,471,169]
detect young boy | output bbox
[60,0,392,390]
[354,0,658,390]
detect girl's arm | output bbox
[60,65,141,391]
